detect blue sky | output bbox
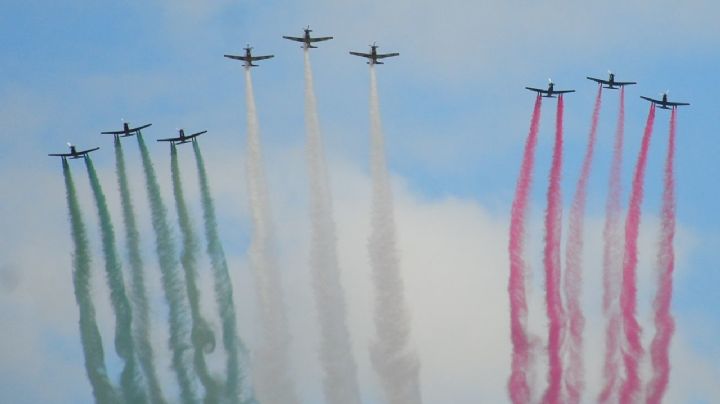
[1,1,719,402]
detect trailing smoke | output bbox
[62,160,121,404]
[368,65,423,404]
[193,141,254,404]
[508,95,542,404]
[599,86,626,404]
[169,144,220,403]
[303,49,362,404]
[243,67,299,404]
[542,95,565,404]
[646,109,677,404]
[563,85,602,403]
[137,134,198,404]
[114,137,167,404]
[619,104,656,404]
[85,157,146,403]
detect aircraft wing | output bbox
[187,130,207,139]
[129,123,152,132]
[586,77,607,85]
[283,36,304,42]
[525,87,549,94]
[309,36,333,42]
[252,55,274,61]
[615,81,637,86]
[77,147,100,155]
[555,90,575,94]
[376,52,399,59]
[48,152,72,157]
[641,96,660,103]
[350,51,372,58]
[224,54,249,61]
[101,129,126,135]
[666,101,690,106]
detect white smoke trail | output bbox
[243,67,299,404]
[304,49,362,404]
[368,65,423,404]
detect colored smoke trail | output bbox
[304,49,362,404]
[563,86,602,403]
[170,145,219,403]
[507,94,542,404]
[62,160,121,404]
[193,141,253,404]
[619,104,656,404]
[646,109,677,404]
[598,86,626,404]
[85,157,146,403]
[368,65,423,404]
[137,134,198,404]
[114,137,167,404]
[243,67,299,404]
[542,95,566,404]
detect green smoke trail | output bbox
[170,144,220,403]
[62,160,121,404]
[85,157,146,403]
[114,137,167,404]
[137,134,198,404]
[193,141,254,404]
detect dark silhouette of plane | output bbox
[526,79,575,98]
[101,121,152,137]
[283,26,333,49]
[641,92,690,109]
[224,45,274,67]
[350,43,399,65]
[49,143,99,160]
[157,129,207,145]
[587,71,636,89]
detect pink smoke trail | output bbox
[646,109,677,404]
[564,85,602,403]
[508,94,542,404]
[541,95,566,404]
[619,103,656,404]
[598,86,626,404]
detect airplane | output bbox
[156,129,207,145]
[525,79,575,98]
[640,92,690,109]
[48,143,99,160]
[587,71,636,89]
[224,45,274,67]
[283,26,333,49]
[101,122,152,137]
[349,43,399,65]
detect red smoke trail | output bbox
[541,95,565,404]
[619,103,656,404]
[646,109,677,404]
[598,86,626,404]
[508,95,542,404]
[564,85,602,403]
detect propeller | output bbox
[66,142,73,148]
[305,25,312,32]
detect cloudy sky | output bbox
[1,0,719,403]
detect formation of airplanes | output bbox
[49,27,691,160]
